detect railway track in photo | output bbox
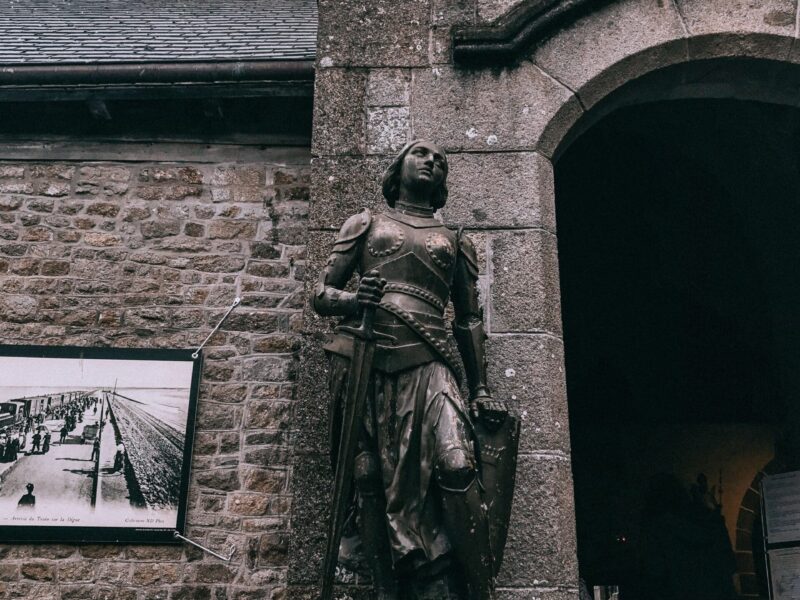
[105,392,184,509]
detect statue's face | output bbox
[400,141,446,194]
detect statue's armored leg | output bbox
[403,572,464,600]
[354,451,398,599]
[436,448,494,600]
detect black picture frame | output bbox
[0,344,202,544]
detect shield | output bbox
[474,410,521,575]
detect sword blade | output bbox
[320,334,376,600]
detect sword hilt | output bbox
[336,270,394,343]
[336,305,375,340]
[336,303,394,343]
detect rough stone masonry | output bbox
[292,0,800,598]
[0,146,310,600]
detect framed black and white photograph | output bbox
[0,345,202,544]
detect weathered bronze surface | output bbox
[313,140,519,600]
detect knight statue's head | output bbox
[382,139,449,210]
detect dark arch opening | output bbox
[554,95,800,598]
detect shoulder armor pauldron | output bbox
[333,208,372,253]
[458,230,479,278]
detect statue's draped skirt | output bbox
[327,354,475,575]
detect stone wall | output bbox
[292,0,800,598]
[291,1,577,598]
[0,143,310,600]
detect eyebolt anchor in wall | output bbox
[192,296,241,359]
[173,531,236,561]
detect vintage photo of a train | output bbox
[0,347,200,542]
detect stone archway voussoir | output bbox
[674,0,797,61]
[690,32,795,61]
[567,40,690,111]
[530,0,688,110]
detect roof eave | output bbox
[0,59,315,85]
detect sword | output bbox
[321,275,391,600]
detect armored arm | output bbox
[312,209,371,318]
[451,231,490,400]
[453,231,508,429]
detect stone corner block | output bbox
[317,0,432,68]
[411,62,581,154]
[497,454,578,587]
[367,69,412,107]
[489,229,562,336]
[442,151,555,230]
[367,106,412,155]
[293,339,334,455]
[303,229,341,336]
[433,0,478,27]
[287,451,331,585]
[309,156,392,231]
[312,68,368,157]
[487,334,570,454]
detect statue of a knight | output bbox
[313,140,519,600]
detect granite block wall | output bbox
[297,1,800,595]
[293,1,579,597]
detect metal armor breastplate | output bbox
[324,209,459,373]
[362,211,456,313]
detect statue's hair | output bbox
[381,139,449,209]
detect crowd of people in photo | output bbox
[0,393,98,463]
[0,390,136,513]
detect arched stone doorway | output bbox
[295,2,800,598]
[555,88,799,598]
[446,5,800,597]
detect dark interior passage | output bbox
[555,98,800,599]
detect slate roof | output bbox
[0,0,317,64]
